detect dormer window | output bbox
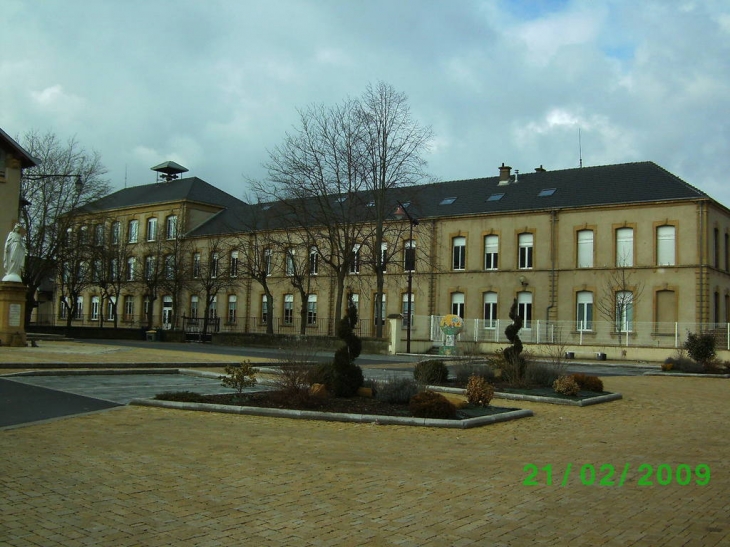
[487,193,505,202]
[440,197,457,205]
[538,188,556,197]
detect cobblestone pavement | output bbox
[2,356,728,547]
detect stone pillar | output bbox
[0,281,27,347]
[387,316,401,355]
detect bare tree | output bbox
[19,130,110,324]
[595,265,645,346]
[358,82,433,336]
[56,227,93,327]
[259,98,370,328]
[158,216,194,330]
[188,237,240,338]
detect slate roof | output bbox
[0,127,38,168]
[77,176,246,213]
[187,161,711,238]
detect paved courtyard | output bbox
[0,344,728,546]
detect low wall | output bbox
[213,332,388,354]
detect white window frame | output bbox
[230,250,239,277]
[517,291,533,329]
[350,244,361,274]
[615,290,634,332]
[401,293,414,328]
[616,228,634,267]
[451,292,465,318]
[484,235,498,270]
[227,295,237,324]
[576,291,593,331]
[165,215,177,240]
[284,294,294,324]
[309,247,318,275]
[452,237,466,270]
[146,217,158,242]
[518,233,533,269]
[128,220,138,243]
[404,240,416,272]
[307,294,317,325]
[577,230,594,268]
[91,296,100,321]
[657,225,676,266]
[483,292,497,329]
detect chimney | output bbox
[498,163,512,186]
[534,165,546,173]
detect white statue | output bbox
[3,224,26,283]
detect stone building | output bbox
[60,160,730,358]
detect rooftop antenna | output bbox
[579,127,583,168]
[124,164,128,188]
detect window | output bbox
[285,248,295,276]
[94,224,104,246]
[146,218,158,241]
[615,291,633,332]
[144,255,156,280]
[261,295,268,324]
[208,295,218,319]
[350,244,361,274]
[656,225,676,266]
[451,292,465,318]
[309,247,318,275]
[107,296,117,321]
[126,257,136,281]
[91,296,100,321]
[143,296,151,319]
[440,197,457,205]
[164,255,174,279]
[374,294,386,326]
[402,293,414,328]
[483,292,497,329]
[487,193,504,202]
[193,253,201,278]
[380,243,388,273]
[227,295,237,323]
[166,215,177,239]
[404,240,416,272]
[351,293,359,314]
[110,258,119,281]
[577,230,594,268]
[190,295,199,318]
[208,294,218,319]
[230,251,238,277]
[128,220,139,243]
[616,227,634,267]
[59,297,68,320]
[518,233,533,269]
[714,228,720,268]
[576,291,593,331]
[517,292,533,329]
[264,248,272,276]
[538,188,556,197]
[124,295,134,321]
[210,252,219,278]
[484,235,498,270]
[284,294,294,325]
[111,221,120,245]
[79,226,89,245]
[307,294,317,325]
[452,237,466,270]
[74,296,84,320]
[92,259,103,283]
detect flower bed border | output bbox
[130,398,533,429]
[429,385,622,407]
[644,372,730,378]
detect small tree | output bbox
[502,298,527,386]
[331,292,364,397]
[684,331,716,365]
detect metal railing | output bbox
[429,316,730,350]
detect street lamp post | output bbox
[394,201,418,353]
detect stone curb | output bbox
[0,362,245,369]
[643,372,730,378]
[427,384,623,407]
[129,398,533,429]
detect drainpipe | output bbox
[546,209,558,322]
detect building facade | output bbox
[55,161,730,357]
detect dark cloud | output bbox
[2,0,729,205]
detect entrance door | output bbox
[162,296,173,329]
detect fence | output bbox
[428,316,730,350]
[218,317,387,338]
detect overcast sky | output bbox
[3,0,729,206]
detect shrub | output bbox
[453,362,495,386]
[525,361,561,388]
[684,332,716,365]
[220,361,258,395]
[414,360,449,385]
[374,377,419,404]
[466,375,494,407]
[664,356,704,373]
[570,373,604,393]
[409,390,457,419]
[273,362,314,402]
[553,375,580,396]
[307,362,335,387]
[154,391,203,402]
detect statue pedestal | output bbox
[0,281,27,347]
